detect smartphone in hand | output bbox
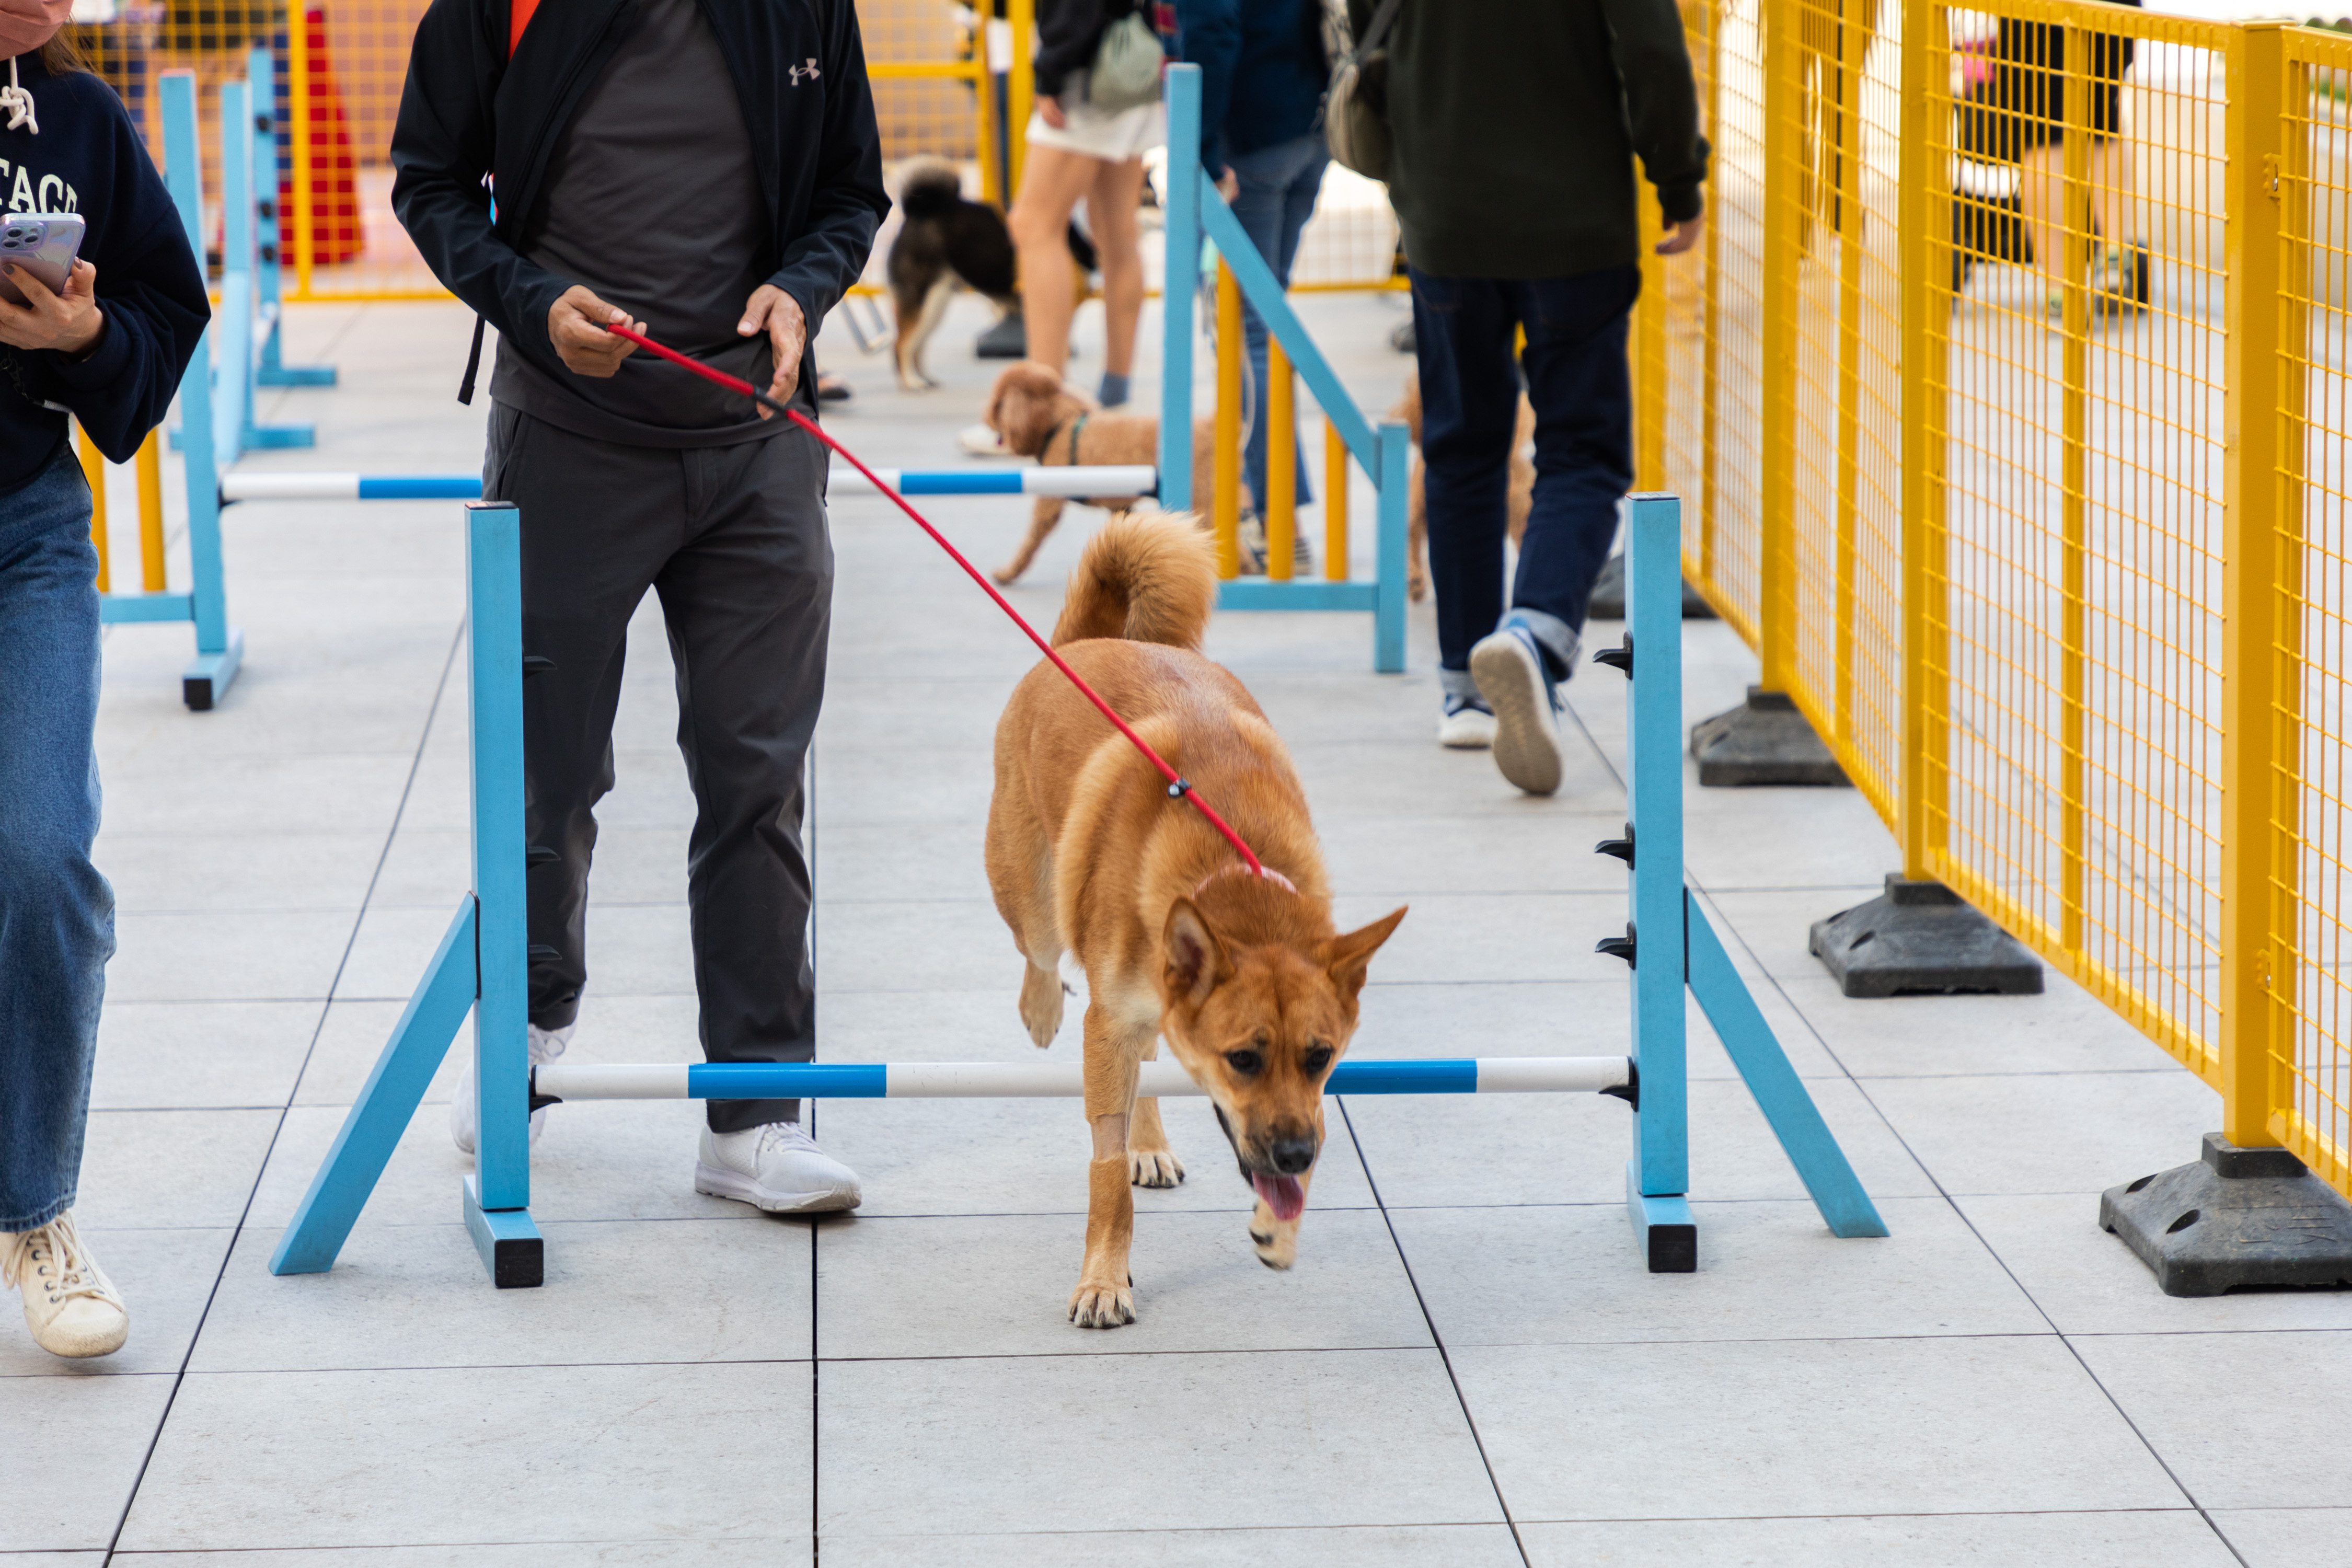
[0,214,87,307]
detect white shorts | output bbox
[1024,98,1165,163]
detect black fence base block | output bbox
[1586,553,1719,621]
[1689,686,1848,787]
[1809,875,2044,998]
[974,310,1027,359]
[2102,1134,2352,1297]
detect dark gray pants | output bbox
[485,405,831,1132]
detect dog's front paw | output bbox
[1250,1199,1300,1271]
[1128,1149,1185,1188]
[1067,1278,1135,1329]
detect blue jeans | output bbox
[1410,264,1640,692]
[0,443,114,1232]
[1227,132,1328,514]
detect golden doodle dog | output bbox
[982,361,1242,585]
[986,513,1406,1328]
[1394,370,1537,603]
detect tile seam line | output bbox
[100,618,468,1566]
[1682,870,2253,1568]
[1335,1099,1532,1567]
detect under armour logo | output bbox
[789,59,821,84]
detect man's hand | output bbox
[1656,213,1705,257]
[1215,168,1239,203]
[1039,95,1067,130]
[739,284,806,418]
[0,259,105,356]
[549,285,641,376]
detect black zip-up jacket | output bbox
[1,53,209,497]
[389,0,888,399]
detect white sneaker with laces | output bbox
[1470,621,1566,795]
[451,1022,572,1155]
[4,1210,129,1358]
[695,1120,863,1213]
[957,422,1008,457]
[1437,697,1497,750]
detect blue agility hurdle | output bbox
[1157,63,1412,674]
[221,465,1162,503]
[269,491,1879,1288]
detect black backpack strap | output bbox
[459,314,487,405]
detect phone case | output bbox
[0,215,86,308]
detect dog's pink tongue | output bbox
[1252,1173,1306,1221]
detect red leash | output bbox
[599,319,1269,880]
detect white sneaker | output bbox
[957,422,1008,457]
[1437,697,1497,750]
[695,1120,862,1213]
[4,1211,129,1358]
[451,1022,572,1156]
[1470,621,1565,795]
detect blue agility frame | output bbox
[247,46,338,394]
[1612,494,1887,1265]
[272,502,542,1287]
[1157,65,1411,674]
[101,71,244,711]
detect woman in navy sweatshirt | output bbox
[0,20,208,1362]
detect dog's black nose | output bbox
[1270,1137,1317,1175]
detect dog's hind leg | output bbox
[993,496,1066,585]
[1126,1037,1185,1189]
[1247,1101,1322,1271]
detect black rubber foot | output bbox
[975,311,1027,359]
[2102,1134,2352,1297]
[1689,687,1848,787]
[182,676,216,711]
[1585,553,1718,622]
[1809,875,2044,998]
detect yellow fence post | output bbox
[1634,189,1668,493]
[1213,259,1242,578]
[2057,17,2094,958]
[1267,334,1296,582]
[2220,23,2293,1148]
[1324,418,1349,582]
[77,425,109,594]
[1898,0,1953,877]
[1008,0,1034,197]
[290,8,315,301]
[136,428,168,593]
[1699,0,1724,585]
[1831,0,1864,742]
[1759,0,1804,691]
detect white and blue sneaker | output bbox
[1437,694,1496,750]
[451,1022,571,1155]
[1470,617,1565,795]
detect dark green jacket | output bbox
[1348,0,1709,278]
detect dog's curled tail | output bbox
[1052,512,1217,650]
[897,158,964,222]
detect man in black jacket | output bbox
[1352,0,1707,795]
[391,0,890,1208]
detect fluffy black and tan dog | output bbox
[888,160,1097,391]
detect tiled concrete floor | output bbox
[5,292,2347,1564]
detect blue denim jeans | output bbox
[1227,132,1329,513]
[1409,264,1640,693]
[0,442,114,1233]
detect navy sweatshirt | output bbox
[0,53,209,498]
[1177,0,1327,180]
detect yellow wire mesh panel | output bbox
[1693,0,1769,642]
[1922,0,2232,1077]
[2275,24,2352,1191]
[862,0,989,173]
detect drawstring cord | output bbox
[2,57,37,135]
[599,319,1273,882]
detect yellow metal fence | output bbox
[1647,0,2352,1194]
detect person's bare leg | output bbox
[2018,142,2065,299]
[2089,139,2133,252]
[1086,156,1149,379]
[1011,146,1108,375]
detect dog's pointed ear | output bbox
[1324,906,1407,1005]
[1163,898,1233,1008]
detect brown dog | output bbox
[1394,370,1537,603]
[982,361,1243,584]
[985,513,1406,1328]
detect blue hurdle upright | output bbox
[1157,63,1412,675]
[267,491,1881,1289]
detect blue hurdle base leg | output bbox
[182,627,245,711]
[1687,901,1891,1239]
[244,422,317,449]
[270,900,479,1276]
[1625,1163,1698,1272]
[259,365,338,387]
[463,1175,544,1289]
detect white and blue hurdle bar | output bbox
[102,54,336,709]
[266,491,1884,1291]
